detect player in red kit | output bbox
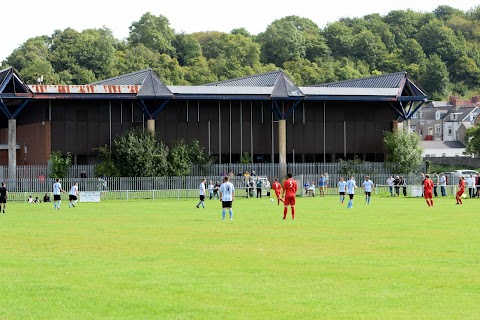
[272,178,284,205]
[423,174,434,207]
[282,173,298,219]
[456,176,465,205]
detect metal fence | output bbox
[0,162,426,181]
[4,172,460,202]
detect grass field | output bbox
[0,195,479,319]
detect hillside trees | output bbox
[2,6,480,98]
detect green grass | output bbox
[0,195,479,319]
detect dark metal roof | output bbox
[0,67,33,95]
[205,70,304,98]
[91,68,172,98]
[0,67,10,89]
[205,70,285,87]
[90,69,153,86]
[314,72,407,88]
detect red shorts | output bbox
[284,196,296,206]
[424,191,432,199]
[275,191,281,198]
[457,189,464,197]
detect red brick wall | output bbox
[0,121,51,165]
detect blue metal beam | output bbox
[272,101,283,120]
[0,72,13,94]
[151,99,171,119]
[0,98,13,119]
[283,100,302,119]
[12,99,31,118]
[405,100,425,120]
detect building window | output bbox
[447,126,453,136]
[442,153,446,157]
[451,113,457,120]
[435,124,441,134]
[420,121,424,125]
[411,125,417,132]
[435,112,441,120]
[412,112,418,119]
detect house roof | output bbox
[444,106,478,122]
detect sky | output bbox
[1,0,478,62]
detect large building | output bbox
[0,67,427,171]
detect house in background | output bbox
[409,96,479,157]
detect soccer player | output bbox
[69,182,79,208]
[219,176,235,220]
[346,176,357,209]
[362,176,374,205]
[0,182,7,213]
[196,178,206,208]
[456,176,465,205]
[337,177,346,204]
[423,174,434,207]
[53,178,66,210]
[282,173,298,220]
[272,178,283,205]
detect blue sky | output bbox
[1,0,478,62]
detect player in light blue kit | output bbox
[362,176,375,205]
[346,176,357,209]
[219,176,235,220]
[337,177,347,204]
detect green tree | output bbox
[127,12,176,56]
[464,125,480,157]
[167,140,191,176]
[49,151,72,178]
[419,54,450,99]
[94,145,120,177]
[322,21,354,58]
[257,18,306,66]
[111,128,170,177]
[383,130,423,174]
[352,29,388,70]
[173,33,202,66]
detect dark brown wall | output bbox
[9,97,397,165]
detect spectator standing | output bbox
[393,176,401,196]
[256,178,263,198]
[386,175,394,196]
[467,174,476,198]
[208,180,214,200]
[439,173,447,197]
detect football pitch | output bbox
[0,196,479,319]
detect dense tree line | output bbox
[3,6,480,99]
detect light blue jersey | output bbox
[363,180,374,192]
[346,179,356,194]
[338,181,347,193]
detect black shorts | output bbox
[199,195,205,201]
[339,192,345,196]
[348,194,354,200]
[0,196,6,204]
[365,192,371,196]
[222,201,232,208]
[69,195,77,201]
[54,195,61,201]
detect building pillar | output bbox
[278,119,287,179]
[8,119,16,179]
[147,119,155,133]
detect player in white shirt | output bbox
[52,178,66,210]
[337,177,347,204]
[346,176,357,209]
[362,176,375,205]
[219,176,235,220]
[386,175,394,196]
[196,178,206,208]
[69,182,79,208]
